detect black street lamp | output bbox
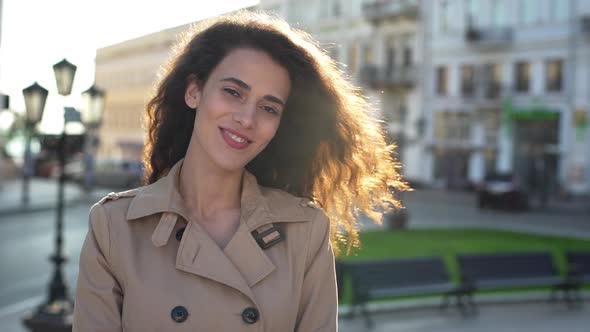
[21,82,48,205]
[81,84,105,191]
[22,59,77,332]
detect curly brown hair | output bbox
[144,10,408,254]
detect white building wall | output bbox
[423,0,590,193]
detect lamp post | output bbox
[81,84,105,192]
[23,59,77,332]
[21,82,48,205]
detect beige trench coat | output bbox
[73,159,337,331]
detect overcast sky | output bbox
[0,0,258,133]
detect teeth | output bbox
[226,131,247,143]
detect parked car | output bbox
[67,158,144,189]
[477,173,529,210]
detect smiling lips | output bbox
[220,127,251,150]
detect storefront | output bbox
[502,101,561,202]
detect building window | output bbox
[515,61,530,93]
[482,108,500,144]
[484,63,502,98]
[552,0,569,21]
[386,46,396,75]
[491,0,508,27]
[545,59,563,92]
[363,45,374,65]
[466,0,481,27]
[434,111,471,141]
[522,0,541,25]
[436,66,448,96]
[441,0,460,32]
[461,65,475,97]
[403,46,413,67]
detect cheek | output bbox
[259,117,281,142]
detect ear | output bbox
[184,80,201,109]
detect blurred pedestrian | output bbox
[73,10,406,331]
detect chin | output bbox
[213,157,251,174]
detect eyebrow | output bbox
[220,77,286,107]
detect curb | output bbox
[338,290,590,317]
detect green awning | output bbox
[509,108,560,121]
[502,99,560,121]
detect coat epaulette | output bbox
[299,198,320,210]
[98,188,142,205]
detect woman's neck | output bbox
[178,144,243,221]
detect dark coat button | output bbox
[171,306,188,323]
[175,227,186,241]
[242,307,259,324]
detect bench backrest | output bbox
[566,251,590,277]
[457,252,557,285]
[346,256,450,290]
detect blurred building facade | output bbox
[422,0,590,196]
[93,0,590,195]
[261,0,590,196]
[94,24,188,160]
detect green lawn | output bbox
[337,228,590,304]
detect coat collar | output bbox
[126,158,307,228]
[125,158,311,305]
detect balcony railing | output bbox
[362,0,419,24]
[465,26,513,49]
[459,80,504,101]
[360,65,417,89]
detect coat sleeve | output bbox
[295,209,338,332]
[73,203,123,332]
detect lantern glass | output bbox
[22,82,48,125]
[53,59,77,96]
[81,85,105,127]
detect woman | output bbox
[73,10,406,331]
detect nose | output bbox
[232,104,255,129]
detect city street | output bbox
[0,187,588,331]
[0,204,91,331]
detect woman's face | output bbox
[185,47,291,173]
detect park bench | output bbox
[565,251,590,303]
[457,252,574,311]
[344,257,464,328]
[567,251,590,283]
[335,260,344,301]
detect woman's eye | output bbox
[224,88,240,97]
[261,106,279,115]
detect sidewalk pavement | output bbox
[0,178,111,217]
[356,188,590,239]
[339,297,590,332]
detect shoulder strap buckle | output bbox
[251,224,284,250]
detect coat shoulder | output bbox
[259,186,324,221]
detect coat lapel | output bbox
[224,208,277,288]
[175,220,257,301]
